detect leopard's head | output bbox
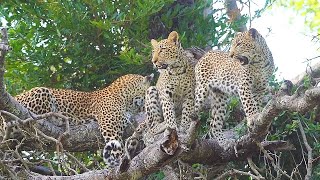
[128,73,154,113]
[229,28,272,67]
[151,31,183,70]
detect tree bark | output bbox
[224,0,247,32]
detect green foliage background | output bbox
[279,0,320,35]
[0,0,239,95]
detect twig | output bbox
[0,161,18,179]
[33,126,65,172]
[34,127,60,145]
[247,157,264,179]
[256,141,291,179]
[215,168,262,180]
[289,156,303,180]
[0,110,71,128]
[61,157,78,175]
[303,55,320,63]
[48,161,57,176]
[65,152,89,172]
[297,120,313,180]
[1,110,71,147]
[312,155,320,164]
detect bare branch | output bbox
[247,157,264,179]
[65,152,89,173]
[256,142,291,179]
[303,55,320,63]
[297,120,313,180]
[27,120,199,180]
[215,168,262,180]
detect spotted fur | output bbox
[150,31,195,132]
[194,28,274,146]
[125,32,198,159]
[13,74,153,168]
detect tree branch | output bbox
[215,168,262,180]
[224,0,247,32]
[298,120,313,180]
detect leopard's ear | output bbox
[151,39,158,48]
[248,28,258,39]
[167,31,179,45]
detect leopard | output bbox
[125,31,200,158]
[11,73,153,168]
[193,28,274,146]
[150,31,196,133]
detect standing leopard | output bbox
[125,31,199,158]
[194,28,274,146]
[150,31,196,133]
[13,74,153,168]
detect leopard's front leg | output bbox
[159,88,177,130]
[180,90,195,131]
[237,75,260,128]
[98,113,125,169]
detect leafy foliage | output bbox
[0,0,236,95]
[279,0,320,39]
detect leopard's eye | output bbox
[159,44,166,49]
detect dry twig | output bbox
[247,157,264,179]
[256,141,291,179]
[65,152,89,173]
[215,168,262,180]
[297,120,313,180]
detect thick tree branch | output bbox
[26,120,199,180]
[224,0,247,32]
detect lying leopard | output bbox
[12,74,153,168]
[194,28,274,146]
